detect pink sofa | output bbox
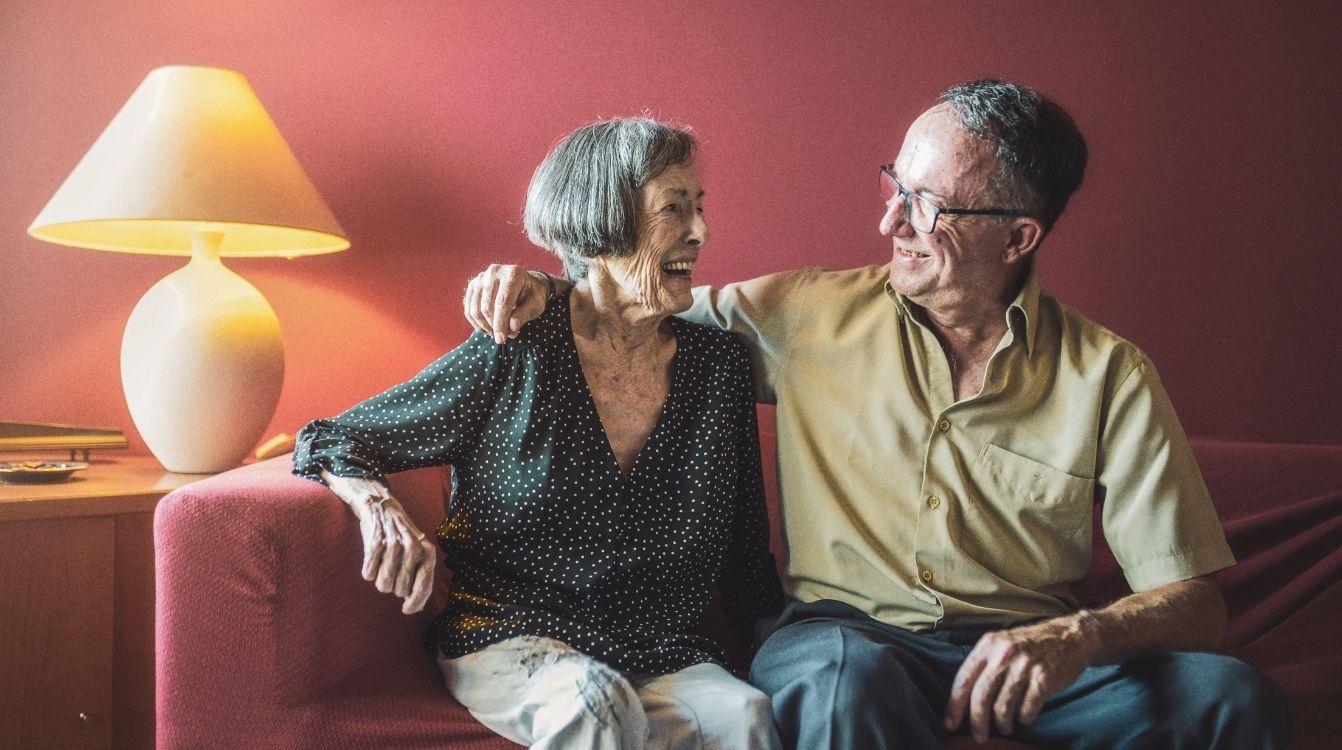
[156,435,1342,749]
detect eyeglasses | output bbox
[879,164,1029,234]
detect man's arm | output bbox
[949,351,1235,744]
[461,264,808,403]
[944,574,1225,743]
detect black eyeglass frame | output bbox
[879,163,1029,234]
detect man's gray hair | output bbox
[524,117,696,280]
[937,80,1087,232]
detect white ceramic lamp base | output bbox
[121,231,284,473]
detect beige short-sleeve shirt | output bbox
[685,265,1234,631]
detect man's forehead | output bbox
[894,107,994,195]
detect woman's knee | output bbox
[693,683,778,749]
[527,650,646,740]
[544,651,640,710]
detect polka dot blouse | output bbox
[293,293,785,675]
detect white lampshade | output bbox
[29,65,348,257]
[27,65,348,473]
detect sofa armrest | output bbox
[155,456,450,717]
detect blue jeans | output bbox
[748,599,1290,750]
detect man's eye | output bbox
[663,203,681,213]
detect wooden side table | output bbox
[0,455,212,750]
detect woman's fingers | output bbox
[375,509,404,593]
[390,514,421,598]
[403,539,437,614]
[360,506,384,581]
[350,493,439,615]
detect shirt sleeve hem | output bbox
[1120,543,1236,592]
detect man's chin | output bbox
[887,268,930,298]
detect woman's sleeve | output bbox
[718,339,788,645]
[292,331,510,485]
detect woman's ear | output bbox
[1003,217,1046,265]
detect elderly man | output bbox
[461,80,1290,748]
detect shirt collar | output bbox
[883,265,1040,358]
[1007,266,1040,358]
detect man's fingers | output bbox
[1018,665,1051,726]
[463,282,485,334]
[968,656,1010,743]
[477,271,501,337]
[945,644,989,731]
[992,656,1032,736]
[491,270,521,344]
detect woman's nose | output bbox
[687,209,709,247]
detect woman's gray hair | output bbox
[524,117,696,280]
[937,79,1087,233]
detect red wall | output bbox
[2,1,1339,455]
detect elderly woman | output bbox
[292,118,784,750]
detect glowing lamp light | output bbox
[29,65,349,472]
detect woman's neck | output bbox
[571,273,672,358]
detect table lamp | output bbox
[28,65,349,473]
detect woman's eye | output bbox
[663,203,682,213]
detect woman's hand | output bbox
[462,265,555,344]
[321,472,439,614]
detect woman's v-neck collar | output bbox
[558,293,686,480]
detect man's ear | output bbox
[1003,217,1045,265]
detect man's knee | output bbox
[752,620,908,696]
[1173,653,1290,746]
[750,620,941,749]
[1087,652,1294,750]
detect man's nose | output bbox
[879,197,913,238]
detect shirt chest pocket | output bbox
[973,443,1094,541]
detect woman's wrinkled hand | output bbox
[462,264,551,344]
[322,472,439,614]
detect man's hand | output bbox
[944,613,1099,743]
[321,472,438,615]
[463,264,551,344]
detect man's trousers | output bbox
[749,599,1291,750]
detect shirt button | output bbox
[927,495,941,509]
[920,569,934,583]
[937,419,951,432]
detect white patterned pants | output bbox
[437,635,782,750]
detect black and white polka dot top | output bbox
[293,293,785,674]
